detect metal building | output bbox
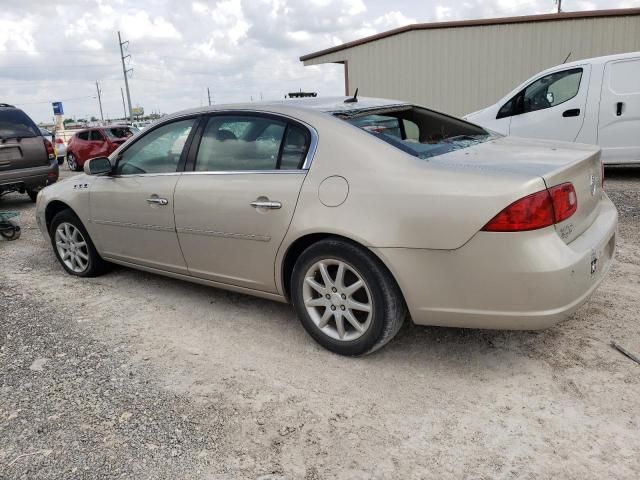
[300,8,640,116]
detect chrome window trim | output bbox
[182,170,306,176]
[108,170,308,178]
[110,109,320,175]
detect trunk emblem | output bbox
[589,174,598,196]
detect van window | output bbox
[523,68,583,113]
[497,68,583,118]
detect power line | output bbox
[0,63,118,69]
[13,94,96,106]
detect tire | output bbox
[27,189,38,202]
[49,209,109,277]
[0,221,20,241]
[291,238,406,356]
[67,153,79,171]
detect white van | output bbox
[465,52,640,165]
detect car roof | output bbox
[161,96,411,123]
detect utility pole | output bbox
[118,31,134,124]
[95,81,104,122]
[207,87,212,106]
[556,0,562,13]
[120,88,127,120]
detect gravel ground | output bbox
[1,165,639,479]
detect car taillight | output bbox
[55,137,65,145]
[548,183,577,223]
[44,138,55,160]
[482,183,577,232]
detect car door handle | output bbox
[146,197,169,206]
[250,200,282,209]
[616,102,624,116]
[562,108,581,117]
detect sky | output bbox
[1,0,638,123]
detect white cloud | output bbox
[0,0,637,122]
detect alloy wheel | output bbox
[54,222,89,273]
[302,259,373,341]
[67,154,77,171]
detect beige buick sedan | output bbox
[36,97,617,355]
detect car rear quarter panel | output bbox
[280,113,546,248]
[273,111,547,294]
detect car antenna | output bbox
[562,51,572,64]
[344,88,358,103]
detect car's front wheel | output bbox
[50,210,109,277]
[67,153,79,171]
[291,238,406,356]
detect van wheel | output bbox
[49,210,109,277]
[291,238,406,356]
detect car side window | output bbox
[77,131,90,141]
[497,68,583,118]
[115,119,195,175]
[90,130,104,141]
[280,124,310,169]
[195,115,286,171]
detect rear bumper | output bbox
[373,194,618,330]
[0,160,59,190]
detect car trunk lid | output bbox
[431,135,603,244]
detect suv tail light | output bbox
[44,138,55,160]
[482,183,577,232]
[55,137,65,145]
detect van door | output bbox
[598,57,640,164]
[508,66,590,142]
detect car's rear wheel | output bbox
[67,153,79,171]
[291,238,406,356]
[50,210,109,277]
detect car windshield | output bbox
[335,106,495,160]
[104,127,135,139]
[0,109,41,139]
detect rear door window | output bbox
[90,130,105,141]
[77,131,90,141]
[0,109,40,139]
[195,115,310,171]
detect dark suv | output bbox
[0,103,59,202]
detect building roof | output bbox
[300,8,640,62]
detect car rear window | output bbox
[0,108,40,139]
[104,127,135,139]
[335,106,495,160]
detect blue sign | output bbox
[52,102,64,115]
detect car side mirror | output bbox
[84,157,112,175]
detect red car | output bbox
[66,126,137,171]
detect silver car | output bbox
[35,97,617,355]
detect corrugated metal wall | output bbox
[304,15,640,116]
